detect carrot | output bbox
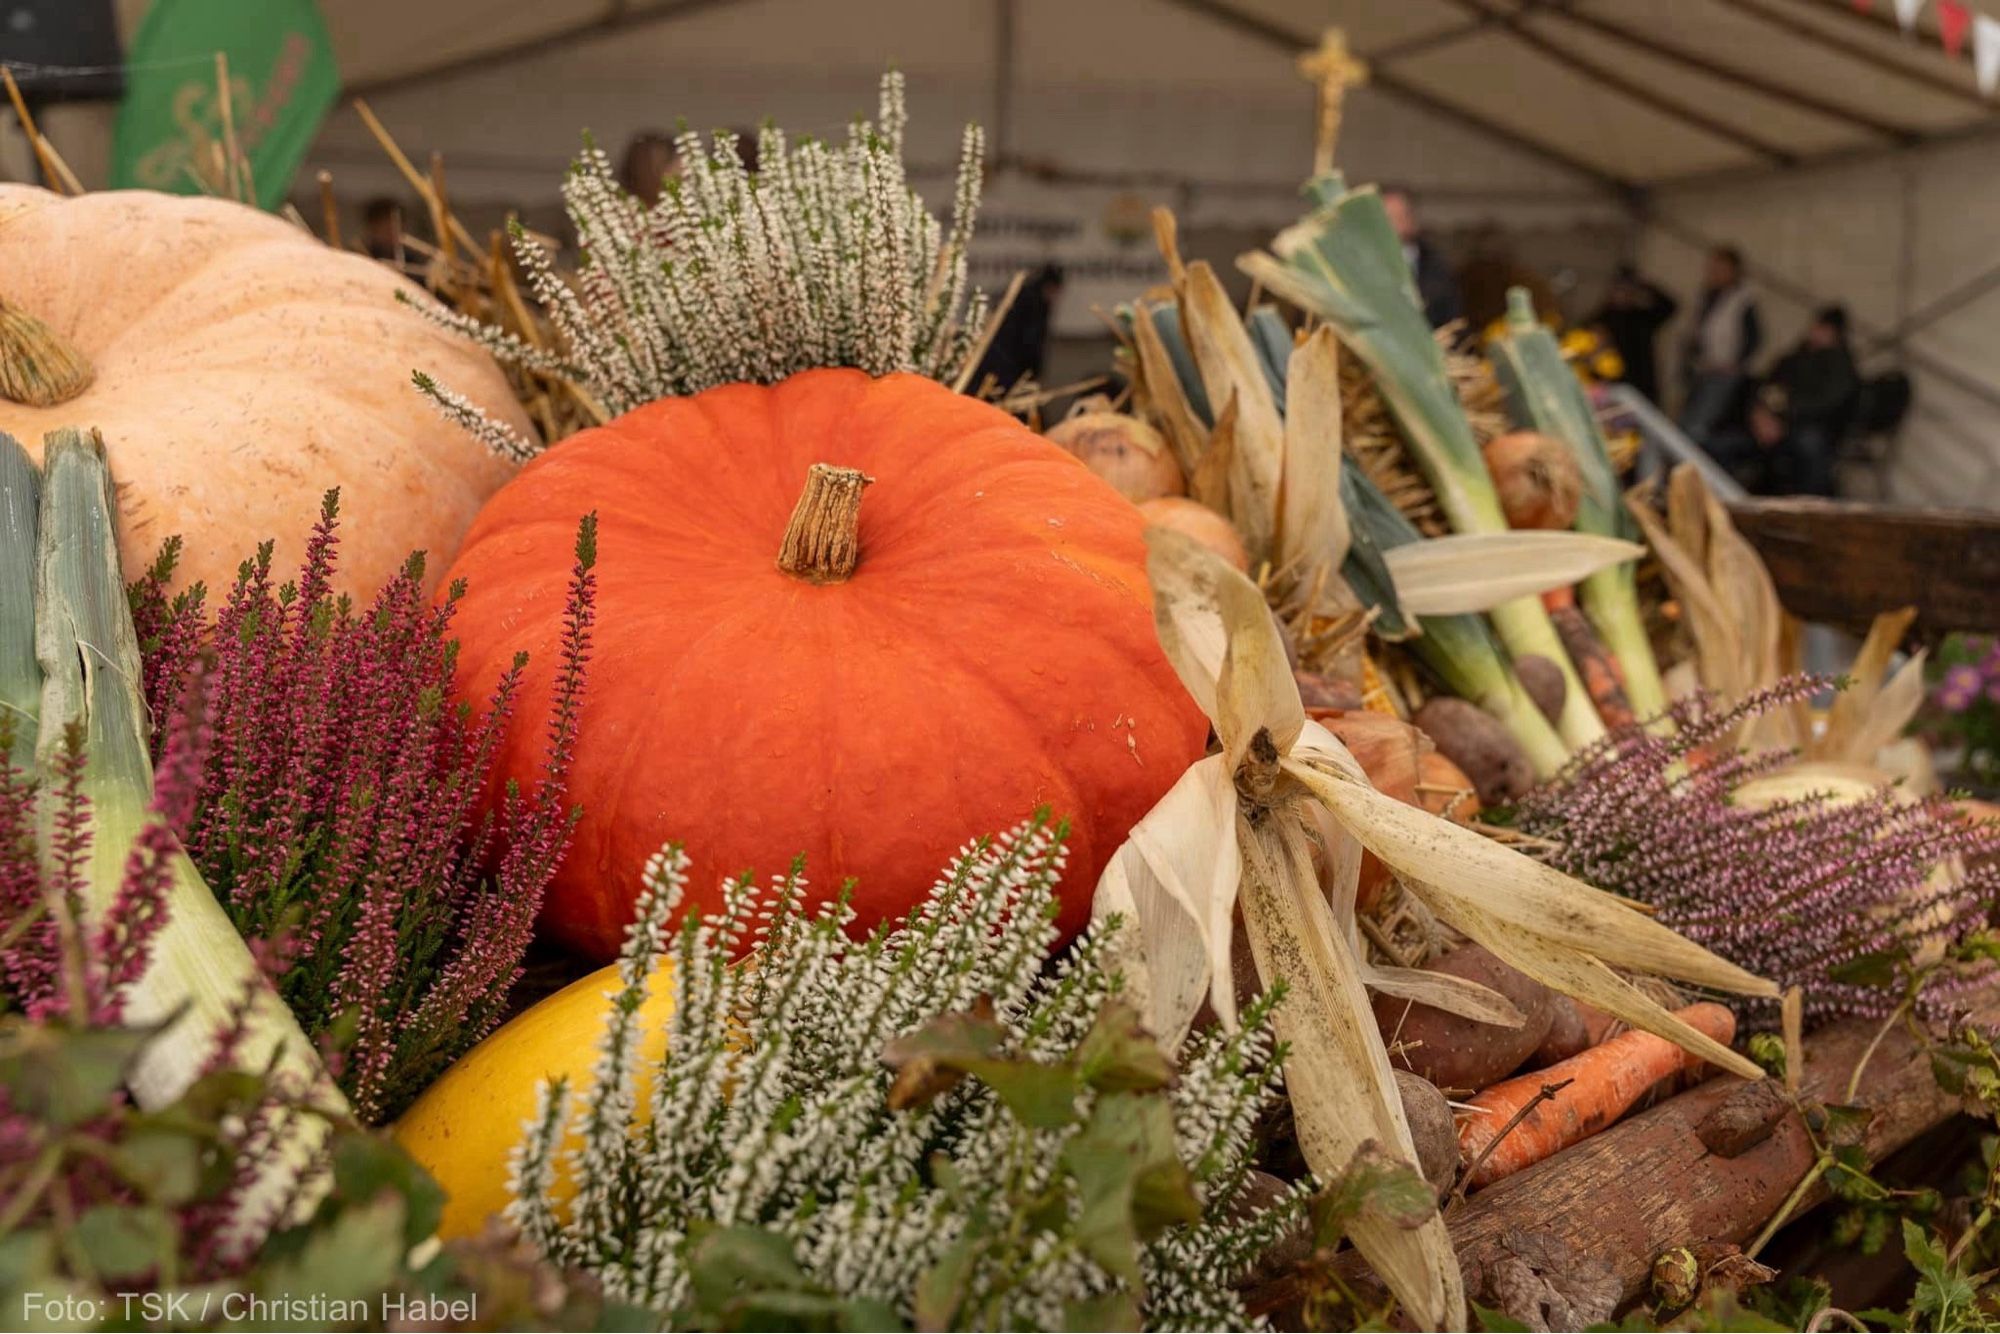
[1549,603,1636,730]
[1458,1001,1737,1189]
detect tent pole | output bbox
[1727,0,1990,111]
[1535,6,1915,143]
[342,0,749,100]
[1438,0,1796,166]
[992,0,1015,164]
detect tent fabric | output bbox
[285,0,1996,191]
[84,0,2000,508]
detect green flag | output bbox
[111,0,339,210]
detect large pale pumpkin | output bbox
[0,186,525,594]
[444,368,1208,959]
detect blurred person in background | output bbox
[620,131,681,206]
[1678,244,1761,449]
[1590,262,1678,404]
[1756,304,1858,497]
[972,264,1065,395]
[1381,185,1462,330]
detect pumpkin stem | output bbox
[0,296,93,408]
[778,463,873,583]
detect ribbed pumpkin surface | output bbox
[443,369,1207,958]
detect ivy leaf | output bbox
[1074,1000,1176,1094]
[883,1001,1081,1130]
[1311,1140,1437,1247]
[1060,1091,1201,1287]
[686,1227,901,1332]
[73,1205,175,1283]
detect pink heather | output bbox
[132,491,598,1122]
[1516,675,2000,1025]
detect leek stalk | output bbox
[1,436,37,767]
[1488,288,1669,720]
[1343,469,1570,778]
[1239,174,1606,750]
[29,429,342,1251]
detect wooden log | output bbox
[1727,498,2000,638]
[1294,993,1995,1319]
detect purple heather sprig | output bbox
[1514,675,2000,1025]
[131,491,598,1122]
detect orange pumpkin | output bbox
[0,186,524,595]
[443,369,1208,958]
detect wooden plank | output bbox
[1285,986,1999,1320]
[1727,498,2000,638]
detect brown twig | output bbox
[1445,1077,1574,1212]
[317,171,341,248]
[950,269,1025,394]
[1357,913,1414,970]
[2,68,80,194]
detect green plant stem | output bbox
[1748,1156,1831,1259]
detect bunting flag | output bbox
[1894,0,1928,31]
[1976,13,2000,92]
[1939,0,1972,56]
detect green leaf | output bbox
[255,1192,406,1316]
[912,1234,981,1332]
[329,1134,444,1248]
[1311,1140,1437,1246]
[1063,1289,1142,1331]
[112,1128,205,1206]
[1473,1301,1534,1332]
[1748,1032,1787,1079]
[1904,1219,1977,1326]
[73,1204,175,1283]
[1075,1000,1175,1094]
[883,1005,1082,1130]
[1060,1091,1201,1287]
[1826,949,1904,989]
[0,1022,149,1129]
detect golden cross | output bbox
[1297,28,1369,176]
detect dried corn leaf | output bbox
[1129,303,1208,475]
[1238,818,1465,1331]
[1180,262,1281,560]
[1281,762,1778,1008]
[1626,490,1746,700]
[1821,607,1918,760]
[1835,649,1929,767]
[1093,756,1239,1044]
[1277,326,1350,578]
[1361,964,1525,1027]
[1428,896,1760,1081]
[1381,532,1645,616]
[1190,394,1238,517]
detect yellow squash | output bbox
[393,961,674,1238]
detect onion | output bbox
[1137,497,1248,571]
[1481,430,1583,531]
[1046,412,1185,503]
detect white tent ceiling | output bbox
[262,0,2000,196]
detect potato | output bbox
[1514,653,1568,726]
[1414,697,1534,805]
[1532,995,1591,1066]
[1373,943,1554,1091]
[1395,1069,1461,1190]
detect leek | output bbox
[1487,288,1668,719]
[1239,174,1606,750]
[1,435,36,767]
[27,429,342,1250]
[1343,470,1570,777]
